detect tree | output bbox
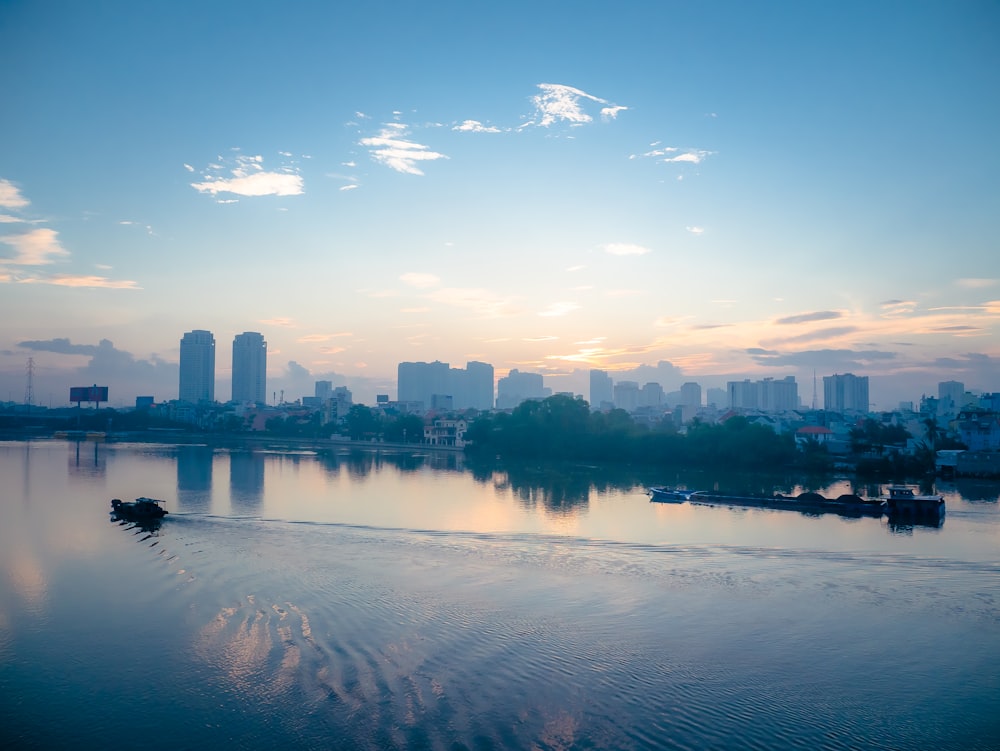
[345,405,381,441]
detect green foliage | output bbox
[464,396,798,469]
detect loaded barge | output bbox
[649,485,944,522]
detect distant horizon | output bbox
[4,339,992,413]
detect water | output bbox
[2,439,999,750]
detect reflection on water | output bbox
[3,440,1000,750]
[230,451,265,513]
[67,439,106,479]
[177,445,213,511]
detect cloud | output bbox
[453,120,502,133]
[399,272,441,288]
[339,184,358,191]
[956,278,998,288]
[426,287,518,318]
[259,317,296,327]
[880,299,916,315]
[360,124,448,175]
[191,172,303,197]
[746,347,780,356]
[297,334,335,343]
[0,228,69,265]
[774,310,844,325]
[528,83,623,127]
[603,242,651,256]
[763,325,859,345]
[686,226,704,235]
[23,274,141,289]
[634,147,714,165]
[748,348,897,369]
[0,179,29,209]
[538,301,580,317]
[189,153,304,197]
[20,337,105,356]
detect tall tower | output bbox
[823,373,869,414]
[232,332,267,405]
[589,369,613,410]
[179,330,216,403]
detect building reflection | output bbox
[477,459,640,515]
[67,439,106,479]
[229,451,265,513]
[176,445,213,511]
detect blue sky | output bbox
[1,1,998,409]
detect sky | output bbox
[1,1,998,410]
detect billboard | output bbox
[70,386,109,403]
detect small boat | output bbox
[648,487,698,502]
[881,486,945,519]
[110,497,168,519]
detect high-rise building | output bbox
[759,376,798,412]
[589,369,613,410]
[938,380,964,417]
[496,369,550,409]
[727,376,798,412]
[315,380,333,402]
[613,381,640,412]
[397,360,494,411]
[640,382,665,408]
[179,330,215,403]
[462,361,495,410]
[727,379,758,410]
[232,332,267,405]
[680,382,702,408]
[823,373,869,414]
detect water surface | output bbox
[2,439,998,749]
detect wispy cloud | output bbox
[258,317,296,327]
[400,272,441,288]
[0,228,69,265]
[956,278,998,288]
[880,299,916,315]
[538,301,580,317]
[427,287,518,318]
[603,242,651,256]
[360,123,448,175]
[0,179,29,209]
[762,325,860,346]
[632,145,714,165]
[527,83,625,127]
[774,310,844,325]
[27,274,140,289]
[686,226,704,235]
[189,153,304,198]
[453,120,502,133]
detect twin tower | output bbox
[179,330,267,405]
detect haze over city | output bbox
[1,2,997,410]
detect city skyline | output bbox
[1,2,998,410]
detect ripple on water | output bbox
[102,513,1000,750]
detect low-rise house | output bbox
[423,417,468,447]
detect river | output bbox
[1,439,998,749]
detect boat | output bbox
[881,486,945,519]
[110,497,168,520]
[648,487,886,518]
[648,487,696,502]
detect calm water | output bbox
[2,439,999,750]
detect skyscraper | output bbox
[823,373,869,413]
[397,360,494,411]
[232,332,267,405]
[179,330,215,403]
[589,369,613,410]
